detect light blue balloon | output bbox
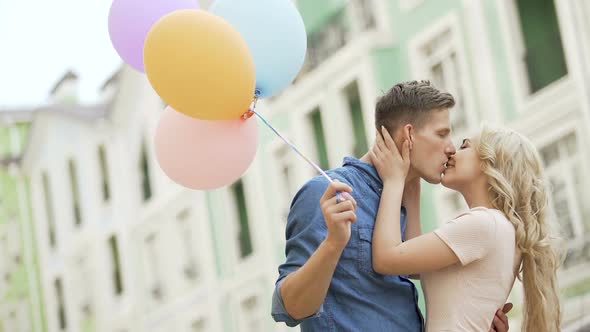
[210,0,307,98]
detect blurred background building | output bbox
[1,0,590,331]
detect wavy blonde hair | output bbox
[477,126,561,332]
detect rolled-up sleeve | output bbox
[271,177,329,326]
[271,278,324,326]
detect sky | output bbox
[0,0,123,109]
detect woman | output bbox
[369,125,561,331]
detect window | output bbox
[98,146,110,202]
[400,0,425,11]
[344,81,368,158]
[273,144,296,223]
[540,132,589,268]
[9,126,21,156]
[17,300,31,332]
[240,296,264,332]
[144,233,165,301]
[232,181,252,258]
[190,318,207,332]
[349,0,376,31]
[297,0,377,78]
[300,2,349,73]
[0,236,6,281]
[108,236,124,295]
[6,223,21,265]
[75,257,93,320]
[55,278,67,330]
[3,310,16,332]
[41,172,57,248]
[176,209,199,281]
[418,28,471,134]
[68,160,82,226]
[515,0,567,93]
[140,143,152,201]
[309,109,330,170]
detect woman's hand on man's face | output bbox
[369,126,410,185]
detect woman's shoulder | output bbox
[450,207,498,223]
[464,207,517,238]
[440,207,500,237]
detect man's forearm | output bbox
[280,240,343,320]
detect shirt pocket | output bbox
[357,225,376,274]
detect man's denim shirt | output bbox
[271,157,424,332]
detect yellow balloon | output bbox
[144,10,256,120]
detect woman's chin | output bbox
[441,173,453,188]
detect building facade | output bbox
[0,106,45,332]
[2,0,590,331]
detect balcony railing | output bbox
[296,0,378,80]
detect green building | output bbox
[0,111,45,332]
[2,1,590,331]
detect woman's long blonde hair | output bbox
[477,126,561,332]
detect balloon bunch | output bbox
[108,0,309,190]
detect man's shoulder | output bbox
[299,166,348,188]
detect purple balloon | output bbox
[108,0,199,72]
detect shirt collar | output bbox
[342,156,408,216]
[342,156,383,194]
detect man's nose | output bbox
[445,143,456,156]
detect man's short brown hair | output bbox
[375,80,455,133]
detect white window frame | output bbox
[188,317,208,332]
[140,230,167,306]
[2,307,17,332]
[334,77,372,158]
[138,136,155,204]
[293,96,331,180]
[96,143,111,205]
[495,0,572,113]
[6,221,21,269]
[180,299,223,332]
[234,287,266,332]
[9,126,21,156]
[269,136,297,228]
[540,132,586,255]
[409,12,478,140]
[347,0,378,34]
[399,0,425,12]
[0,232,6,293]
[35,170,58,254]
[175,207,201,286]
[16,300,31,332]
[72,254,94,321]
[221,179,256,268]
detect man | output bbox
[271,81,511,331]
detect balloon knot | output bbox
[242,110,255,120]
[242,92,260,120]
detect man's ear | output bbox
[403,124,414,150]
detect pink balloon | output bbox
[155,107,258,190]
[108,0,199,72]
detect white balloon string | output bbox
[243,93,343,203]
